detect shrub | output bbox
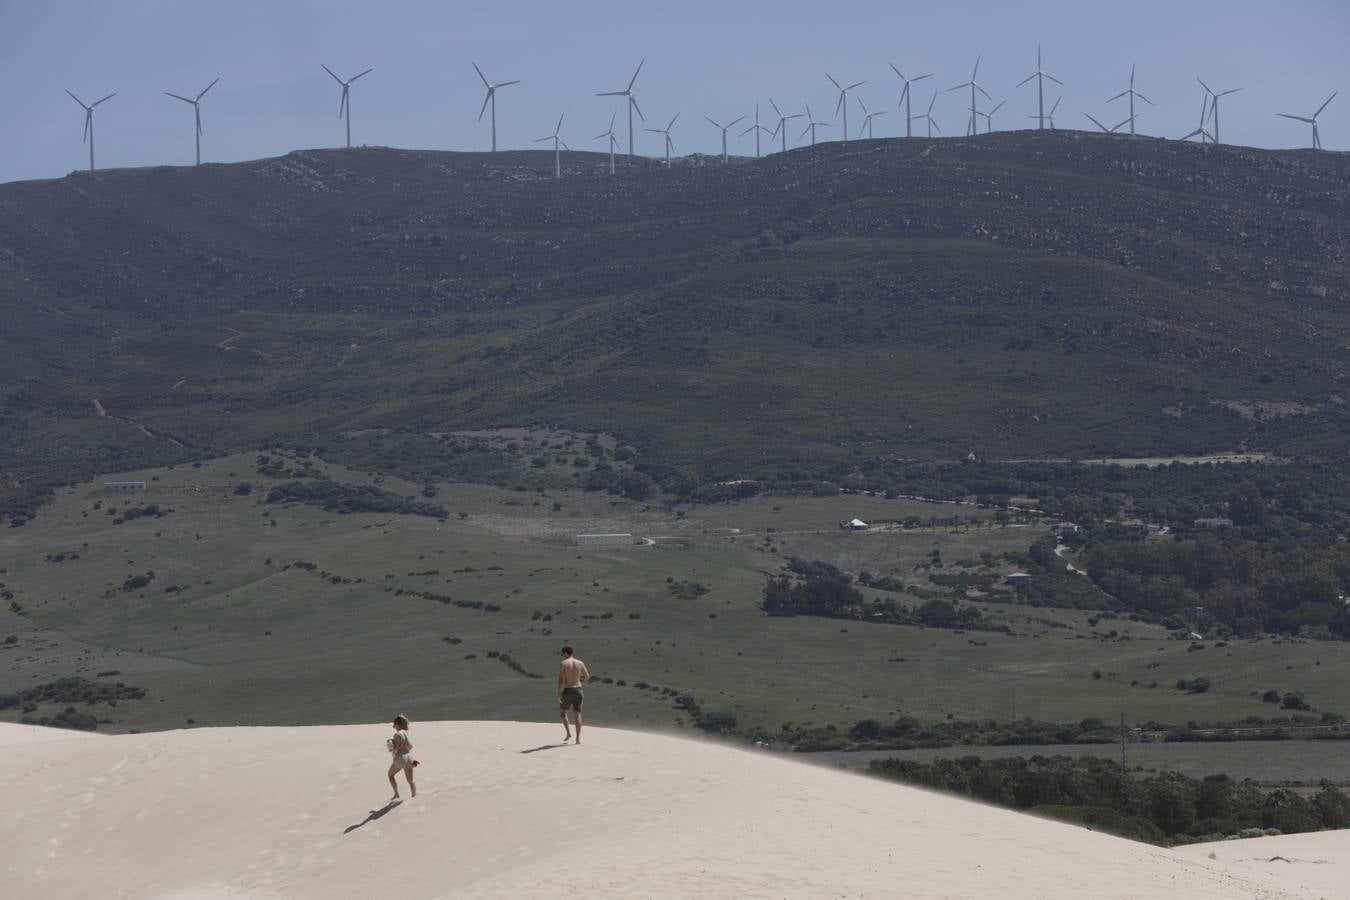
[234,482,253,495]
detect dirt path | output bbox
[92,398,107,418]
[91,398,186,448]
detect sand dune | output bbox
[0,721,1337,899]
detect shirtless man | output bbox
[557,645,590,744]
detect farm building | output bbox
[103,481,147,491]
[840,518,868,530]
[1006,573,1033,586]
[1194,517,1234,530]
[574,533,637,547]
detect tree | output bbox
[617,471,657,501]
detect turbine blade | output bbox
[473,62,489,88]
[728,115,745,128]
[322,64,343,85]
[165,92,193,103]
[1137,92,1154,106]
[847,81,865,91]
[340,87,347,118]
[197,77,220,100]
[835,93,844,115]
[826,73,841,89]
[1085,113,1108,132]
[972,56,980,79]
[560,140,570,151]
[1017,73,1036,88]
[556,113,564,134]
[92,92,116,107]
[977,85,993,100]
[350,68,373,81]
[65,89,87,108]
[498,80,521,88]
[991,101,1005,114]
[478,91,491,121]
[1197,77,1213,95]
[1219,88,1240,97]
[668,112,680,129]
[1045,74,1063,86]
[931,119,941,134]
[799,123,812,139]
[630,95,644,120]
[83,113,90,142]
[914,73,932,82]
[1315,91,1338,118]
[769,98,783,118]
[927,95,936,113]
[627,59,644,91]
[534,136,551,143]
[1107,90,1128,102]
[1050,97,1062,114]
[705,116,721,129]
[889,63,903,79]
[596,91,626,97]
[739,124,756,136]
[1277,114,1314,123]
[610,111,617,129]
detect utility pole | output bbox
[1120,712,1128,765]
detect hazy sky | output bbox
[2,0,1347,183]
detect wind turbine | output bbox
[1180,88,1213,143]
[911,93,941,138]
[1085,112,1134,134]
[826,73,865,143]
[705,114,745,163]
[163,77,219,166]
[1197,78,1240,144]
[595,111,620,173]
[977,99,1006,134]
[473,62,519,153]
[1106,65,1152,136]
[768,99,804,153]
[1016,45,1062,130]
[888,65,932,138]
[596,60,645,156]
[645,112,680,166]
[948,56,992,136]
[1277,91,1338,150]
[1027,96,1062,130]
[740,103,773,158]
[322,64,372,149]
[799,103,832,146]
[857,97,887,139]
[534,114,568,178]
[65,89,115,172]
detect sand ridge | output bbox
[0,721,1335,899]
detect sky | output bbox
[2,0,1347,183]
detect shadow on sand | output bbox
[520,743,569,754]
[344,800,401,834]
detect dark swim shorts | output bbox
[559,687,584,711]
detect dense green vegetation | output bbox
[265,480,449,518]
[868,754,1350,845]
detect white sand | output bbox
[0,722,104,746]
[1178,832,1348,899]
[0,720,1337,899]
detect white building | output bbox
[103,481,147,491]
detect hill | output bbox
[2,133,1349,514]
[0,720,1336,899]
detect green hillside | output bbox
[3,133,1349,516]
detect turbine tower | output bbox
[534,114,568,178]
[857,97,887,139]
[705,114,746,163]
[1027,96,1062,130]
[911,93,941,138]
[826,73,865,143]
[645,112,680,166]
[1015,45,1062,130]
[768,99,803,153]
[595,111,620,174]
[163,77,219,166]
[740,103,773,158]
[977,99,1006,134]
[799,103,832,146]
[1277,91,1338,150]
[1106,65,1152,136]
[888,65,932,138]
[322,64,372,149]
[1197,78,1240,144]
[65,89,115,172]
[473,62,519,153]
[596,60,645,156]
[948,56,991,136]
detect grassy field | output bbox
[3,454,1348,784]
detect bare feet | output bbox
[563,732,572,743]
[389,794,401,804]
[410,785,417,798]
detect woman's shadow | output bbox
[344,799,402,834]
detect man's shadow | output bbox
[344,800,401,834]
[520,743,568,754]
